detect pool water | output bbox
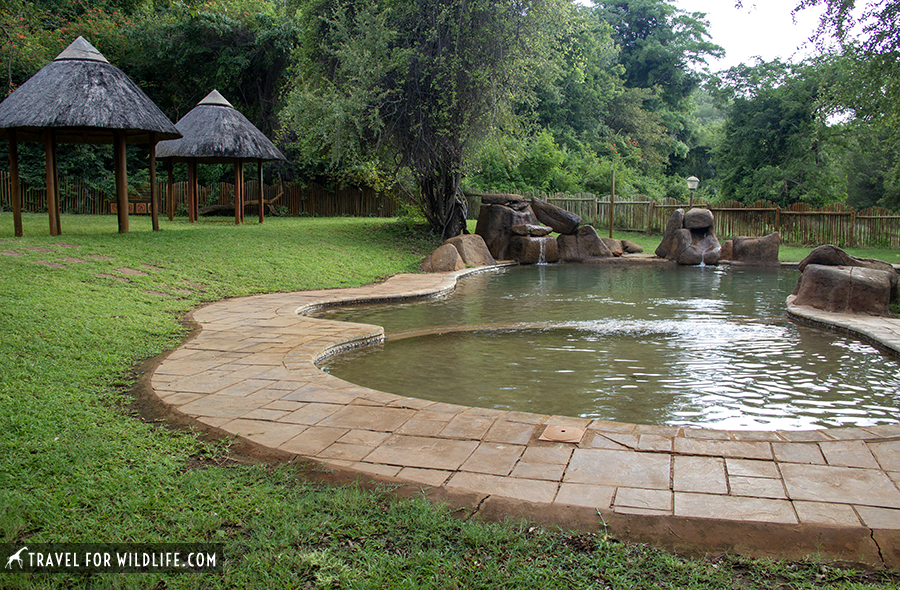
[318,264,900,430]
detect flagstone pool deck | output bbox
[149,264,900,569]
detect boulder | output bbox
[622,240,644,254]
[720,240,733,262]
[531,197,581,235]
[728,233,780,266]
[663,228,692,260]
[655,208,720,265]
[509,235,559,264]
[683,207,714,229]
[557,225,613,262]
[511,224,552,237]
[678,230,721,265]
[600,237,624,257]
[444,234,496,267]
[791,264,894,317]
[798,244,898,302]
[420,243,465,272]
[480,193,528,209]
[655,208,685,258]
[475,203,540,260]
[797,244,855,270]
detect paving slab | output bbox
[781,463,900,508]
[564,449,670,489]
[148,266,900,569]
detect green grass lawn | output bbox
[1,213,898,589]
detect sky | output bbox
[672,0,827,72]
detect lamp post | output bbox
[686,176,700,208]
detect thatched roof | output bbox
[0,37,180,144]
[155,90,285,163]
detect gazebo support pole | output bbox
[53,149,61,234]
[167,160,174,221]
[9,129,23,237]
[258,160,264,224]
[44,129,59,236]
[114,131,129,233]
[234,159,242,225]
[192,159,199,221]
[149,132,160,232]
[187,159,196,223]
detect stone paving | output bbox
[151,265,900,568]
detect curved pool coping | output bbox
[150,262,900,569]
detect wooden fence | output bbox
[4,171,898,247]
[0,171,401,218]
[464,192,900,249]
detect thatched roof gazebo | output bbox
[156,90,285,224]
[0,37,180,236]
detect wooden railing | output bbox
[0,171,401,219]
[4,172,898,248]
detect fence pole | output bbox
[609,169,615,238]
[647,202,654,234]
[849,210,855,248]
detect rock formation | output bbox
[509,235,559,264]
[792,244,899,308]
[444,234,497,267]
[474,195,540,260]
[420,243,466,272]
[791,264,895,317]
[720,233,781,266]
[557,225,613,262]
[531,197,581,234]
[655,208,720,265]
[421,234,496,272]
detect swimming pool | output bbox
[318,264,900,430]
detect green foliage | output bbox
[793,1,900,208]
[121,0,300,136]
[711,59,848,207]
[593,0,722,108]
[1,0,134,94]
[282,0,577,238]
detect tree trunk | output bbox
[421,163,466,241]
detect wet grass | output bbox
[0,213,898,589]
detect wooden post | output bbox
[609,168,615,238]
[234,159,242,225]
[44,129,59,236]
[149,132,160,232]
[775,206,781,237]
[849,210,855,248]
[647,201,654,234]
[114,130,129,233]
[9,129,23,237]
[167,160,174,221]
[187,159,197,223]
[258,160,264,224]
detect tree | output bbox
[790,0,900,207]
[712,59,846,207]
[122,1,300,138]
[592,0,722,109]
[282,0,574,239]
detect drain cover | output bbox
[539,425,585,443]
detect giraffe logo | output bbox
[5,546,28,569]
